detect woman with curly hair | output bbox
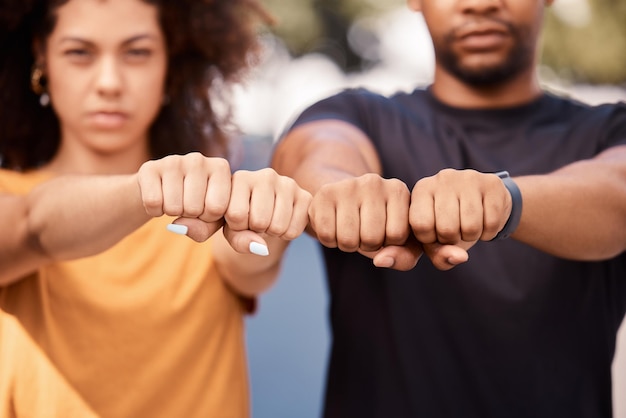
[0,0,310,417]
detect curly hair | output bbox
[0,0,272,170]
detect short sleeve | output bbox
[600,102,626,150]
[282,88,386,137]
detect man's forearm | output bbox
[272,120,382,192]
[513,145,626,260]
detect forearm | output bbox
[513,146,626,260]
[272,120,382,194]
[0,174,149,285]
[212,233,289,297]
[27,174,149,260]
[0,193,48,285]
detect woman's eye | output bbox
[65,49,90,57]
[126,49,152,59]
[64,49,93,63]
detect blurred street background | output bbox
[237,1,626,417]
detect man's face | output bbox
[412,0,548,86]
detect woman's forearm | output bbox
[0,174,149,285]
[27,174,150,260]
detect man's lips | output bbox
[459,31,508,50]
[454,22,511,50]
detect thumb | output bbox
[222,225,270,256]
[422,242,469,271]
[358,237,424,271]
[167,217,224,242]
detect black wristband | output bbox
[491,171,523,240]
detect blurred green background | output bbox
[260,0,626,85]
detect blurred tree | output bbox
[542,0,626,84]
[262,0,626,84]
[261,0,321,54]
[262,0,400,71]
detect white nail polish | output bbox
[249,242,269,256]
[166,224,188,235]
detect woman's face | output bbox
[42,0,167,160]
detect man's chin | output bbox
[441,45,532,87]
[457,68,514,87]
[444,59,525,87]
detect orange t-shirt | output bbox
[0,169,250,418]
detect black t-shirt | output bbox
[287,88,626,418]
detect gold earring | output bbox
[31,66,46,95]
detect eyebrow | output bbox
[58,34,159,47]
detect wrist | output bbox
[491,171,523,240]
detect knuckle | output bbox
[138,159,155,174]
[359,234,383,251]
[410,218,431,235]
[143,201,163,216]
[438,168,457,178]
[282,225,304,241]
[249,217,270,232]
[489,172,505,187]
[359,173,382,187]
[437,226,458,243]
[491,197,508,214]
[183,205,204,218]
[317,183,340,199]
[142,194,162,209]
[461,224,482,240]
[204,201,228,218]
[483,216,502,233]
[185,152,205,165]
[208,156,231,173]
[317,235,337,248]
[338,236,360,252]
[189,151,204,159]
[281,177,300,194]
[266,222,287,236]
[225,208,248,226]
[163,154,183,168]
[258,167,277,179]
[162,202,183,216]
[463,222,482,235]
[386,225,409,245]
[231,169,250,181]
[390,180,410,198]
[462,168,480,178]
[413,175,435,192]
[300,189,313,203]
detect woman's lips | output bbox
[88,111,129,129]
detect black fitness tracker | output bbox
[492,171,523,240]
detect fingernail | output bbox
[249,242,269,256]
[447,255,468,265]
[166,224,188,235]
[375,256,395,268]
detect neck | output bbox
[430,65,543,109]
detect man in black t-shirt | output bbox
[272,1,626,417]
